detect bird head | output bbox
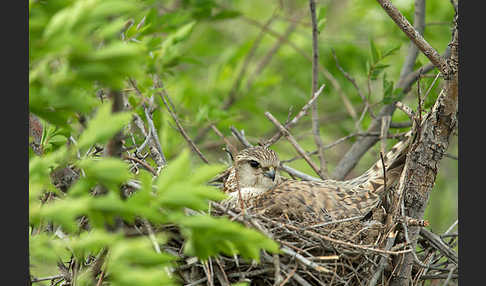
[234,146,280,191]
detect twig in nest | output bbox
[281,247,332,273]
[279,265,298,286]
[273,253,283,286]
[263,217,412,255]
[304,215,363,229]
[368,230,397,286]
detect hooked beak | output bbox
[263,169,276,181]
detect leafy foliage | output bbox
[29,0,457,284]
[29,0,280,284]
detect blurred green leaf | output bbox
[369,39,380,64]
[176,214,280,260]
[78,103,132,150]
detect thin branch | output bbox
[265,112,324,179]
[265,84,325,147]
[332,0,429,180]
[308,0,328,178]
[123,155,157,176]
[380,115,391,154]
[128,78,167,167]
[153,78,210,164]
[376,0,452,78]
[246,20,299,90]
[223,13,277,110]
[280,164,322,182]
[241,16,358,120]
[419,228,458,265]
[230,126,253,148]
[211,124,238,158]
[31,275,64,284]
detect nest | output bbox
[163,200,457,286]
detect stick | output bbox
[123,155,157,176]
[376,0,452,78]
[153,77,210,164]
[308,0,328,178]
[265,112,323,179]
[265,84,325,146]
[241,16,357,121]
[281,246,332,273]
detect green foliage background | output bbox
[29,0,457,284]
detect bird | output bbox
[220,132,412,222]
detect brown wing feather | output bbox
[253,180,381,221]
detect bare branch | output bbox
[308,0,328,178]
[332,0,430,180]
[153,77,210,164]
[265,84,325,147]
[265,112,324,179]
[241,16,357,121]
[376,0,452,78]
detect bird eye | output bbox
[249,160,260,168]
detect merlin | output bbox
[221,132,412,221]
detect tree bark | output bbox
[389,26,458,286]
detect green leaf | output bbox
[35,197,91,233]
[382,73,395,104]
[161,21,197,52]
[70,230,122,259]
[78,103,132,150]
[382,73,405,104]
[370,64,390,80]
[78,157,132,188]
[108,237,176,267]
[382,44,401,58]
[154,150,191,191]
[211,10,241,20]
[176,214,280,260]
[369,39,380,64]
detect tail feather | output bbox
[347,131,413,195]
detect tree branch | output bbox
[308,0,328,178]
